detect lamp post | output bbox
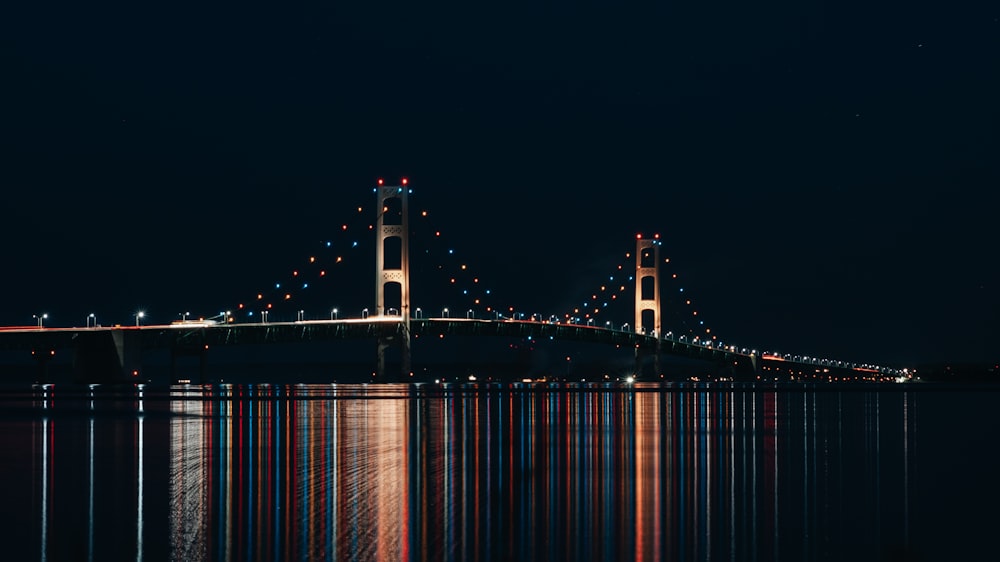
[415,308,422,319]
[442,308,449,318]
[467,309,474,319]
[87,313,96,328]
[135,311,145,327]
[331,308,338,320]
[362,308,369,319]
[33,313,48,328]
[297,310,305,321]
[261,310,269,324]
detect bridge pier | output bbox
[72,330,144,383]
[171,343,208,383]
[31,347,56,383]
[634,342,661,379]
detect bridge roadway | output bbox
[0,317,902,382]
[0,317,738,354]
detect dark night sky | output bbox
[2,1,997,367]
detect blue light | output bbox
[679,288,684,292]
[485,290,491,295]
[463,290,468,295]
[248,311,254,316]
[275,283,281,289]
[352,241,358,247]
[326,241,332,247]
[609,276,614,280]
[448,249,454,254]
[699,321,704,325]
[302,283,309,289]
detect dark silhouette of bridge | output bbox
[0,181,907,384]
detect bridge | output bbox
[0,180,907,383]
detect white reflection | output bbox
[137,414,144,562]
[89,417,94,562]
[41,416,48,562]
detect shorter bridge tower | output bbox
[634,234,662,377]
[374,179,411,378]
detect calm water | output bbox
[0,381,997,562]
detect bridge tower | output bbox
[374,179,411,378]
[634,234,662,377]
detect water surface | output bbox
[0,381,996,561]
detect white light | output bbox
[625,376,635,384]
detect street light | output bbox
[87,313,96,328]
[135,311,145,327]
[442,308,449,318]
[331,308,339,320]
[179,311,190,322]
[467,309,474,319]
[261,310,269,324]
[362,308,369,319]
[33,313,48,328]
[414,308,422,319]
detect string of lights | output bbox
[232,201,370,320]
[410,203,502,318]
[224,181,721,341]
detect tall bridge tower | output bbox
[374,179,411,378]
[634,234,662,376]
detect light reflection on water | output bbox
[1,382,998,561]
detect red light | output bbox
[401,178,408,185]
[636,233,642,239]
[377,178,384,185]
[654,233,660,239]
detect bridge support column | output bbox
[72,330,144,383]
[374,180,412,380]
[634,235,662,378]
[171,343,209,383]
[31,347,56,383]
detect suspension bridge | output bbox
[0,180,907,383]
